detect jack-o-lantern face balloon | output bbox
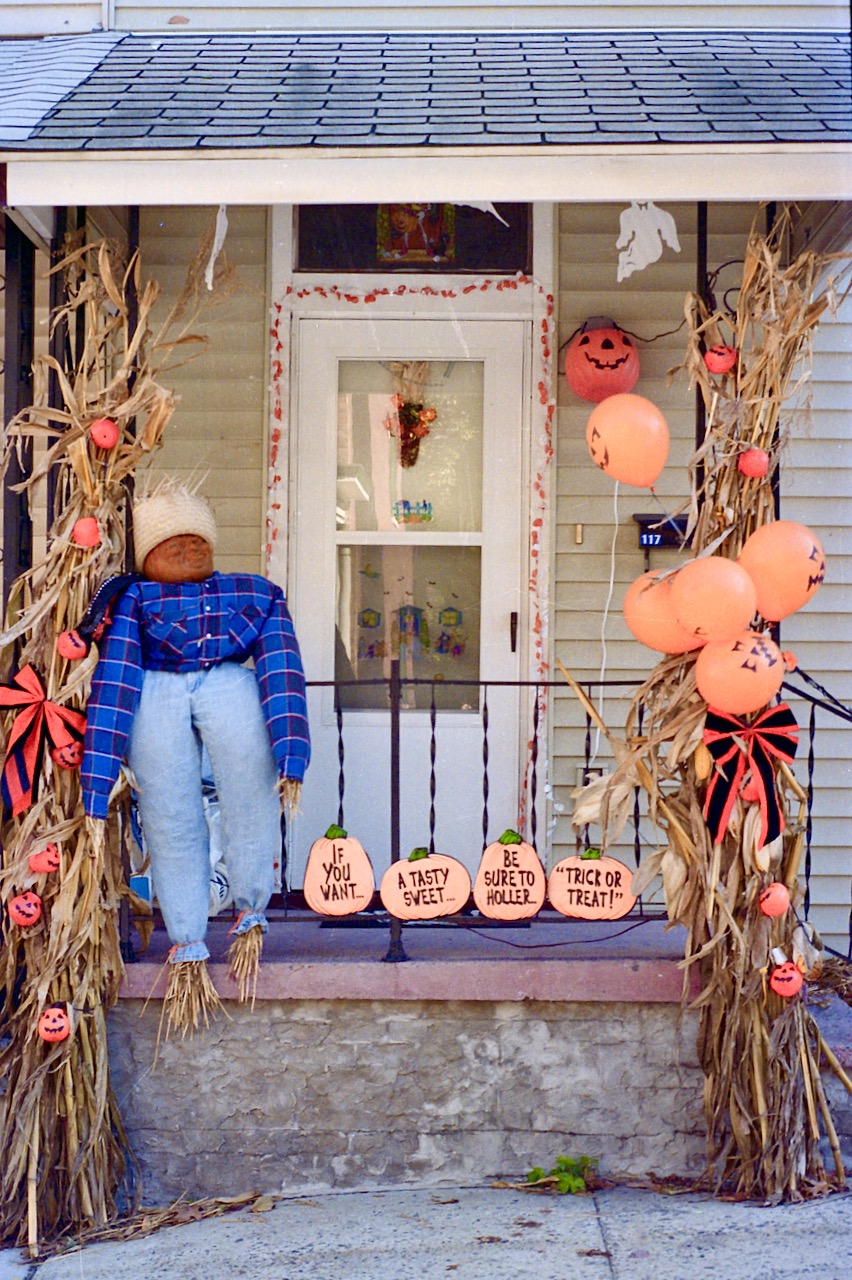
[738,521,825,622]
[585,393,669,489]
[37,1004,71,1043]
[769,961,803,998]
[8,891,43,927]
[565,319,641,403]
[695,630,784,716]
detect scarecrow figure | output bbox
[81,480,310,1027]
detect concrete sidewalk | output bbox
[2,1183,849,1280]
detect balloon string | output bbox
[648,488,689,549]
[591,481,619,764]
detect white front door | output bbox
[288,317,528,888]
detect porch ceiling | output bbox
[1,29,851,203]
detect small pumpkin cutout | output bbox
[8,891,43,927]
[548,847,637,920]
[737,447,769,479]
[758,882,790,918]
[703,345,738,374]
[769,961,803,998]
[89,417,120,450]
[303,824,375,916]
[380,848,471,921]
[29,843,60,874]
[57,629,89,661]
[72,517,101,547]
[51,740,84,770]
[37,1004,71,1043]
[473,829,546,920]
[565,318,640,403]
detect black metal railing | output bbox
[125,664,851,963]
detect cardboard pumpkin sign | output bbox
[51,740,84,770]
[8,891,43,927]
[548,847,636,920]
[37,1004,71,1043]
[473,829,546,920]
[303,824,375,916]
[564,319,640,403]
[380,848,471,921]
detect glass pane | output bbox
[337,359,483,534]
[296,204,532,274]
[336,545,481,710]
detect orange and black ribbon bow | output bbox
[0,664,87,815]
[702,703,799,851]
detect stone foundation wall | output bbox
[108,998,706,1204]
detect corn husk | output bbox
[562,206,850,1200]
[0,225,233,1249]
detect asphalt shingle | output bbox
[0,28,848,150]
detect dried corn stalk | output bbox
[565,206,850,1200]
[0,226,229,1252]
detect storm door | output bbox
[289,319,527,887]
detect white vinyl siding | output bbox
[138,205,269,574]
[550,200,851,953]
[1,1,848,36]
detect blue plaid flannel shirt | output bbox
[82,573,310,819]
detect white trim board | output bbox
[4,147,852,205]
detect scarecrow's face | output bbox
[144,535,214,584]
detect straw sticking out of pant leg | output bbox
[227,926,263,1009]
[157,960,223,1049]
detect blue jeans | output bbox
[127,663,280,960]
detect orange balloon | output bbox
[623,571,704,654]
[671,557,757,642]
[695,630,785,714]
[585,393,669,488]
[738,521,825,622]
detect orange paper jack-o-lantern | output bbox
[703,345,738,374]
[758,882,790,918]
[738,521,825,623]
[473,829,546,920]
[671,557,757,642]
[548,847,637,920]
[695,630,784,715]
[585,393,669,489]
[29,843,60,874]
[89,417,120,450]
[564,319,640,403]
[379,848,471,921]
[51,740,84,770]
[72,517,101,547]
[623,570,705,655]
[57,629,89,661]
[37,1004,71,1043]
[8,891,43,927]
[303,825,375,916]
[737,447,769,479]
[769,962,803,998]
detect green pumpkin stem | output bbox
[498,829,523,845]
[581,846,602,860]
[325,824,348,840]
[408,847,429,862]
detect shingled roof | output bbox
[1,28,849,150]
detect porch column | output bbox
[2,218,35,611]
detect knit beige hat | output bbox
[133,480,217,571]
